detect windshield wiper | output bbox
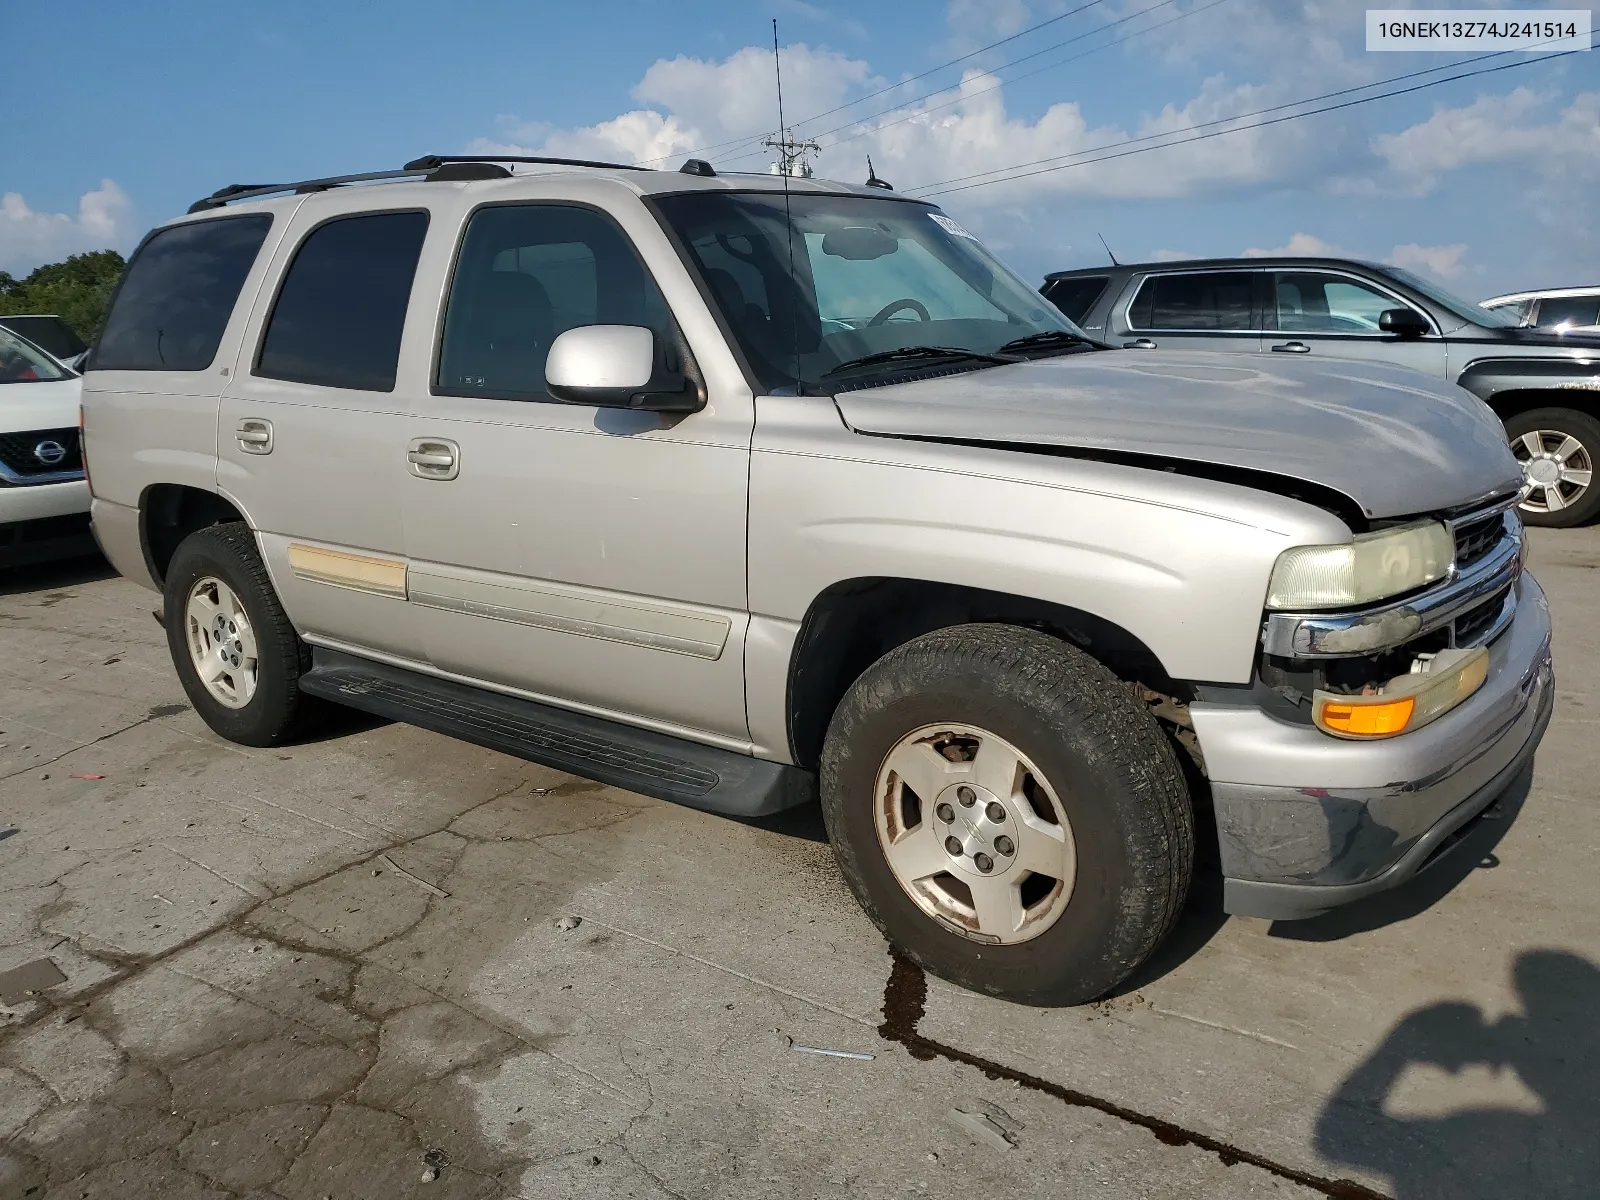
[996,330,1101,356]
[818,345,1016,381]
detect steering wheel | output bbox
[868,298,931,327]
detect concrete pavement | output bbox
[1,528,1596,1200]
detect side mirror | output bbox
[1378,308,1429,339]
[545,325,702,412]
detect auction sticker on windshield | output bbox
[929,213,978,240]
[1366,9,1590,51]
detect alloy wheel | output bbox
[873,723,1077,945]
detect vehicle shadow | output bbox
[0,552,113,597]
[1314,947,1600,1198]
[1268,764,1532,943]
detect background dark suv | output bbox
[1043,257,1600,527]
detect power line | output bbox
[713,0,1203,172]
[811,0,1221,160]
[910,44,1509,194]
[918,48,1579,198]
[636,0,1116,166]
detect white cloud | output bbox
[1373,88,1600,191]
[1390,242,1468,279]
[775,0,867,40]
[0,180,133,274]
[1241,230,1470,280]
[1244,232,1344,257]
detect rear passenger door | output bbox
[1265,270,1448,378]
[1113,269,1265,354]
[218,197,432,659]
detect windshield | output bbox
[0,326,72,384]
[654,192,1085,392]
[1378,266,1521,329]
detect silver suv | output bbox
[82,156,1553,1005]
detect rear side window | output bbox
[91,215,271,371]
[1128,271,1255,331]
[256,211,429,392]
[1042,275,1109,324]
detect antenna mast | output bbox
[765,25,818,178]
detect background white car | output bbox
[0,325,93,568]
[1481,286,1600,336]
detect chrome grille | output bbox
[1452,583,1513,647]
[1453,510,1506,570]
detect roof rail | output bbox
[187,154,656,214]
[187,169,420,213]
[403,154,652,173]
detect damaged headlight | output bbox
[1265,520,1453,611]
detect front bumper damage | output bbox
[1192,572,1553,920]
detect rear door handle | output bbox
[407,437,460,480]
[236,419,273,454]
[1271,341,1311,353]
[1123,338,1157,349]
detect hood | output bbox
[0,377,82,436]
[833,350,1522,520]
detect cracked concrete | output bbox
[2,536,1598,1199]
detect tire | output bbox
[1505,407,1600,528]
[820,623,1193,1007]
[163,522,323,746]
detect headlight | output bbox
[1265,520,1453,611]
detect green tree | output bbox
[0,250,128,341]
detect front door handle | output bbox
[236,418,273,454]
[407,438,460,480]
[1271,341,1311,353]
[1123,338,1157,349]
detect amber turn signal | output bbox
[1312,647,1489,740]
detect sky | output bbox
[2,0,1596,298]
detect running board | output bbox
[299,648,813,817]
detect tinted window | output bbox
[436,204,674,400]
[257,211,428,392]
[1535,295,1600,330]
[92,215,271,371]
[1043,275,1110,324]
[1273,272,1409,333]
[1128,272,1254,330]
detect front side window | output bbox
[1127,272,1255,331]
[92,214,272,371]
[0,326,71,383]
[1273,272,1411,333]
[256,211,429,392]
[436,204,676,400]
[1535,295,1600,331]
[654,192,1080,393]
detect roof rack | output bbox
[402,154,652,174]
[187,154,654,214]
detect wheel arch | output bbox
[140,483,248,588]
[784,576,1187,772]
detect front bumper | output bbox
[0,478,94,568]
[1192,573,1553,920]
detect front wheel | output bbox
[819,624,1193,1006]
[1506,407,1600,528]
[164,522,323,746]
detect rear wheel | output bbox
[164,522,324,746]
[1506,407,1600,527]
[820,624,1193,1006]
